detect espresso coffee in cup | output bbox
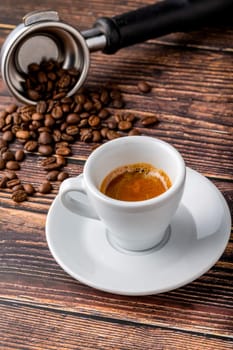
[100,162,172,201]
[59,136,186,251]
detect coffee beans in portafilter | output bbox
[0,60,158,203]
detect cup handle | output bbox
[59,174,100,220]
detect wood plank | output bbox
[0,207,232,338]
[1,302,233,350]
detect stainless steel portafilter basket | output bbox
[1,0,232,104]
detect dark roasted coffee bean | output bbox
[32,112,44,121]
[36,100,47,114]
[141,116,158,126]
[100,127,109,139]
[38,181,52,194]
[128,128,141,136]
[5,170,17,180]
[2,130,14,142]
[24,140,38,152]
[53,92,66,100]
[53,129,62,142]
[118,120,132,131]
[44,114,55,127]
[6,160,20,170]
[5,104,17,114]
[0,146,8,155]
[0,118,5,130]
[38,145,54,156]
[51,105,63,119]
[98,109,109,119]
[12,184,24,192]
[137,81,151,93]
[92,130,102,143]
[57,74,71,88]
[88,115,100,127]
[107,120,117,130]
[23,183,35,195]
[2,151,15,161]
[57,171,69,181]
[47,170,59,181]
[0,176,8,188]
[38,131,53,144]
[55,141,69,149]
[37,71,47,84]
[15,150,25,162]
[106,130,121,140]
[83,101,93,112]
[16,130,30,140]
[56,155,66,167]
[6,178,21,188]
[66,125,79,136]
[0,139,7,150]
[55,147,71,156]
[27,89,41,101]
[41,156,56,167]
[80,128,92,142]
[12,189,27,202]
[66,113,80,124]
[0,158,6,169]
[124,113,136,122]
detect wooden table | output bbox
[0,1,232,349]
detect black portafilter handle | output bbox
[94,0,233,54]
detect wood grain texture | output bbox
[0,0,233,349]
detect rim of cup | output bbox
[84,136,186,208]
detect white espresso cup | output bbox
[59,136,186,252]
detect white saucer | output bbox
[46,168,231,296]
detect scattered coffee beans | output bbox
[0,59,159,203]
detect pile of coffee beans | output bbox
[0,60,158,202]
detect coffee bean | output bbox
[27,89,41,101]
[36,101,47,114]
[128,128,141,136]
[57,171,69,181]
[2,150,15,161]
[24,140,38,152]
[38,145,53,156]
[51,105,63,119]
[141,116,158,126]
[38,131,53,144]
[32,112,44,121]
[15,150,25,162]
[66,125,79,136]
[12,189,27,202]
[41,156,56,167]
[5,104,17,114]
[137,81,151,93]
[6,160,20,170]
[23,183,35,195]
[6,178,21,188]
[38,181,52,194]
[0,176,8,188]
[12,184,24,192]
[56,155,66,167]
[106,130,121,140]
[5,170,17,180]
[47,170,59,181]
[98,109,109,119]
[88,115,100,127]
[118,120,132,131]
[55,147,71,156]
[92,130,102,143]
[0,139,7,149]
[66,113,80,124]
[2,130,14,142]
[0,158,6,169]
[16,130,30,140]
